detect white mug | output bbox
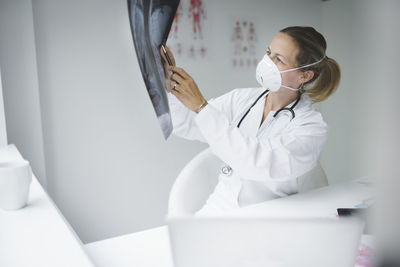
[0,160,32,210]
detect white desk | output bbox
[0,144,95,267]
[233,177,374,218]
[85,178,374,267]
[85,226,173,267]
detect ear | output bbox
[300,70,314,84]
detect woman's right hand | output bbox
[160,45,207,112]
[159,45,176,92]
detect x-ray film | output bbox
[127,0,180,139]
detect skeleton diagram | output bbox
[188,0,206,40]
[232,21,243,56]
[168,0,209,59]
[171,3,183,39]
[247,22,257,56]
[231,20,258,68]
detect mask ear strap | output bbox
[281,85,299,91]
[280,56,326,73]
[281,82,304,92]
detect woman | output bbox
[160,26,340,215]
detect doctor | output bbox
[160,26,341,215]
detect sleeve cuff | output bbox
[194,103,231,144]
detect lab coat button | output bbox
[221,165,232,176]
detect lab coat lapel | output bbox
[238,95,266,138]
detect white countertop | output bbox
[85,176,374,267]
[85,226,173,267]
[232,176,374,218]
[0,144,95,267]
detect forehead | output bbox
[269,32,299,63]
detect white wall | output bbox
[319,0,357,183]
[28,0,322,243]
[0,0,47,186]
[319,0,378,183]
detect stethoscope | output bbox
[221,89,302,176]
[236,89,301,128]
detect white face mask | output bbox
[256,54,325,92]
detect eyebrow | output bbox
[267,46,288,61]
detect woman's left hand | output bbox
[168,66,207,113]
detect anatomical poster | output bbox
[167,0,211,60]
[230,19,259,69]
[127,0,180,139]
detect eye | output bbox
[266,50,271,56]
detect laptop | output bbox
[167,216,364,267]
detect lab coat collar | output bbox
[239,90,267,137]
[238,88,313,137]
[263,89,312,113]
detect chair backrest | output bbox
[168,148,222,216]
[168,148,328,215]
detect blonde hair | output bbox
[280,26,341,103]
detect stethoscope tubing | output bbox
[236,89,301,128]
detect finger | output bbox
[159,47,171,69]
[168,80,180,93]
[169,69,186,81]
[169,85,182,97]
[159,46,168,63]
[159,45,176,67]
[160,47,173,79]
[164,45,176,66]
[169,66,191,80]
[172,83,183,93]
[171,73,185,85]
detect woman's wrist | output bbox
[195,100,208,113]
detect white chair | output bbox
[168,148,328,216]
[168,148,222,216]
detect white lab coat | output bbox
[168,87,328,215]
